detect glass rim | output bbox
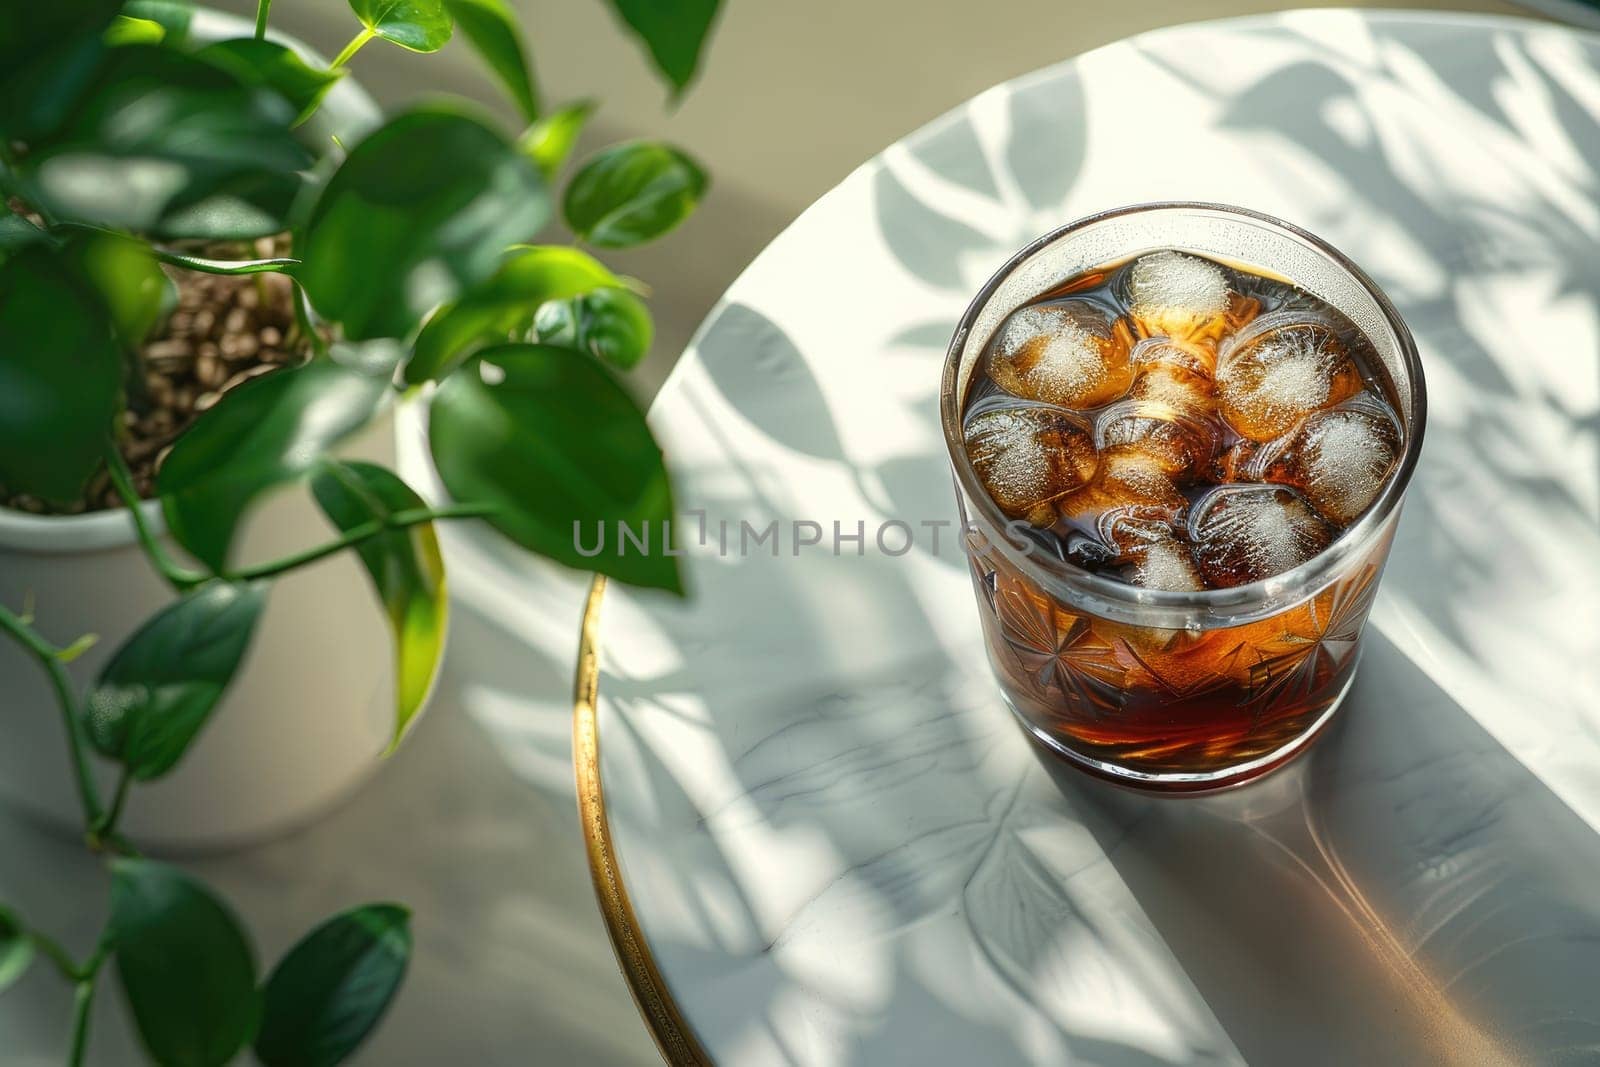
[939,200,1428,618]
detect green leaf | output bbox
[105,15,165,46]
[535,285,653,370]
[0,204,49,260]
[55,631,100,663]
[0,906,34,992]
[602,0,720,94]
[405,244,619,384]
[255,904,410,1067]
[311,462,445,753]
[85,582,266,780]
[66,229,168,347]
[16,45,312,239]
[444,0,538,121]
[196,38,344,123]
[348,0,452,52]
[123,0,195,45]
[157,361,389,570]
[518,99,593,182]
[0,2,119,140]
[110,860,259,1067]
[429,344,681,592]
[152,248,299,275]
[0,244,122,506]
[563,140,707,248]
[299,104,548,342]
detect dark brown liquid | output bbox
[956,250,1404,787]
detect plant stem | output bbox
[66,949,106,1067]
[0,607,103,826]
[225,503,495,582]
[28,928,85,983]
[103,447,209,593]
[329,27,375,70]
[253,0,272,39]
[94,770,132,840]
[294,283,330,361]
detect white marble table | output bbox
[580,10,1600,1065]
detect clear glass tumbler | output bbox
[940,203,1426,791]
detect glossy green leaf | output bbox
[518,99,593,181]
[311,462,445,753]
[123,0,194,42]
[563,140,707,248]
[255,904,410,1067]
[197,38,344,123]
[67,230,168,346]
[109,859,259,1067]
[152,248,299,275]
[300,104,548,341]
[17,46,311,239]
[0,906,33,992]
[349,0,452,52]
[444,0,538,121]
[0,2,118,139]
[157,361,389,570]
[0,244,122,506]
[535,285,652,370]
[105,15,165,45]
[603,0,720,94]
[429,344,681,592]
[85,582,266,780]
[406,244,619,384]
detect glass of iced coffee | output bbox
[941,203,1425,791]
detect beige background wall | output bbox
[226,0,1528,394]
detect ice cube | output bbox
[1188,484,1334,588]
[1058,446,1187,541]
[1267,401,1401,525]
[1125,251,1256,344]
[964,405,1098,525]
[989,300,1135,409]
[1128,535,1206,592]
[1215,313,1364,441]
[1095,360,1221,477]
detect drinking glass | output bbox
[940,203,1426,791]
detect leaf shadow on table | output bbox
[597,17,1600,1066]
[597,499,1241,1066]
[1142,18,1600,677]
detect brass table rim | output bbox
[573,574,712,1066]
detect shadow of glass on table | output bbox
[1050,627,1600,1067]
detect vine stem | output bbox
[294,283,330,360]
[329,27,375,70]
[253,0,271,39]
[0,607,103,826]
[224,503,496,583]
[67,948,106,1067]
[28,928,86,983]
[104,447,209,593]
[93,770,133,841]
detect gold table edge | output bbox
[573,573,714,1067]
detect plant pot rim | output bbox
[0,498,167,553]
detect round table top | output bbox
[583,10,1600,1065]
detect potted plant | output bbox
[0,0,716,1061]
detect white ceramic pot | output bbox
[0,416,404,852]
[0,11,403,852]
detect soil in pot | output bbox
[0,216,317,515]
